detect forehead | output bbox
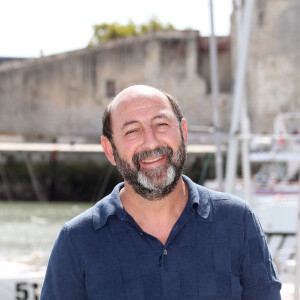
[110,87,175,127]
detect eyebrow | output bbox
[121,120,139,130]
[153,112,173,120]
[121,112,175,130]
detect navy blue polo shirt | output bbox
[40,175,281,299]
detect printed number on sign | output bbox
[16,282,39,300]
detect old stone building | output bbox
[232,0,300,133]
[0,30,231,143]
[1,2,299,141]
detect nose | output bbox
[141,126,159,150]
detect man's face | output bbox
[112,130,186,200]
[104,86,188,200]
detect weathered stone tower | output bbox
[232,0,300,133]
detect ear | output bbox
[181,118,188,143]
[101,136,117,166]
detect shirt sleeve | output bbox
[40,225,88,300]
[241,206,282,300]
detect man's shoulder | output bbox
[187,176,247,207]
[204,186,247,206]
[200,185,250,224]
[64,205,94,232]
[189,179,249,215]
[183,175,250,221]
[64,190,119,233]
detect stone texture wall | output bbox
[232,0,300,133]
[0,30,231,142]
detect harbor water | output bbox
[0,201,91,265]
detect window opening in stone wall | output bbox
[106,80,116,98]
[257,0,266,26]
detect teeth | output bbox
[141,156,163,163]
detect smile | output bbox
[141,155,164,164]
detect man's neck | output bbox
[119,177,188,244]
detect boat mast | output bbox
[208,0,223,191]
[225,0,255,195]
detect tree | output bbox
[88,17,175,46]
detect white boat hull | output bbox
[0,262,44,300]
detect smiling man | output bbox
[40,85,281,299]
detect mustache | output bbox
[132,146,173,166]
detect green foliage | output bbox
[88,17,175,46]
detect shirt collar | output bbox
[93,183,125,230]
[92,175,210,230]
[182,174,210,219]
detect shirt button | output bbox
[163,249,168,255]
[139,232,143,236]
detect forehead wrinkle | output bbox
[110,86,174,134]
[111,88,161,112]
[111,85,170,114]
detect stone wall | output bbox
[0,30,232,143]
[232,0,300,133]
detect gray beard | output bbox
[137,165,175,191]
[111,140,186,200]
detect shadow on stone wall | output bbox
[0,153,229,202]
[2,148,263,202]
[0,159,123,202]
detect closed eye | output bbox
[125,129,139,135]
[155,122,170,132]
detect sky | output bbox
[0,0,233,58]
